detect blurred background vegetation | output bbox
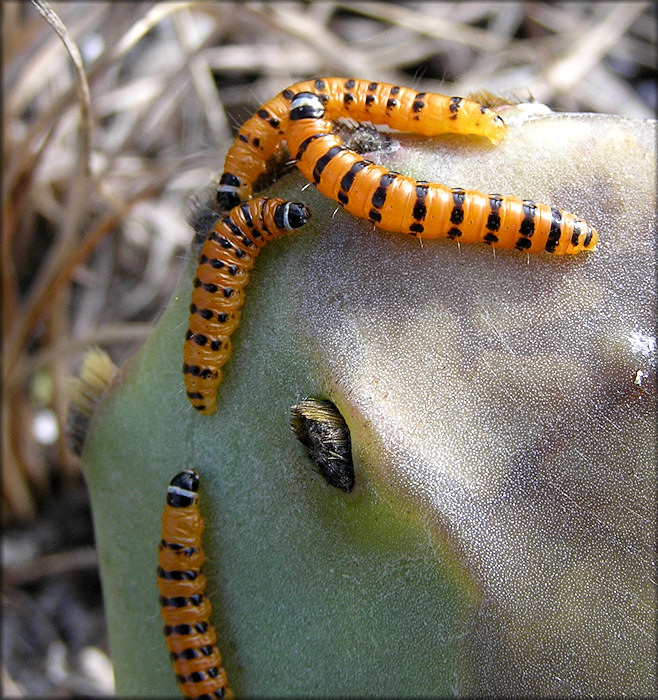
[2,1,655,695]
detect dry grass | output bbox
[2,1,655,694]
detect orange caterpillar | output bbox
[216,77,507,209]
[285,92,598,255]
[158,470,233,699]
[184,198,311,415]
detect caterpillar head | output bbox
[289,92,325,121]
[273,200,312,231]
[166,469,199,507]
[217,172,250,211]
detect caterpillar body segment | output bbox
[286,92,598,255]
[158,470,233,699]
[217,77,507,209]
[184,198,311,414]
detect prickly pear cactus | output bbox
[81,108,656,697]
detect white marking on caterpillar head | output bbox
[281,201,293,230]
[167,484,196,500]
[217,183,241,196]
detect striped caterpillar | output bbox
[158,470,233,700]
[285,92,598,255]
[184,197,311,415]
[217,77,507,209]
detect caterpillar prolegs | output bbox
[183,198,311,415]
[286,92,598,255]
[158,470,233,699]
[217,77,507,209]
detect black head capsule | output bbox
[274,202,312,231]
[166,469,199,507]
[216,173,242,210]
[290,92,326,121]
